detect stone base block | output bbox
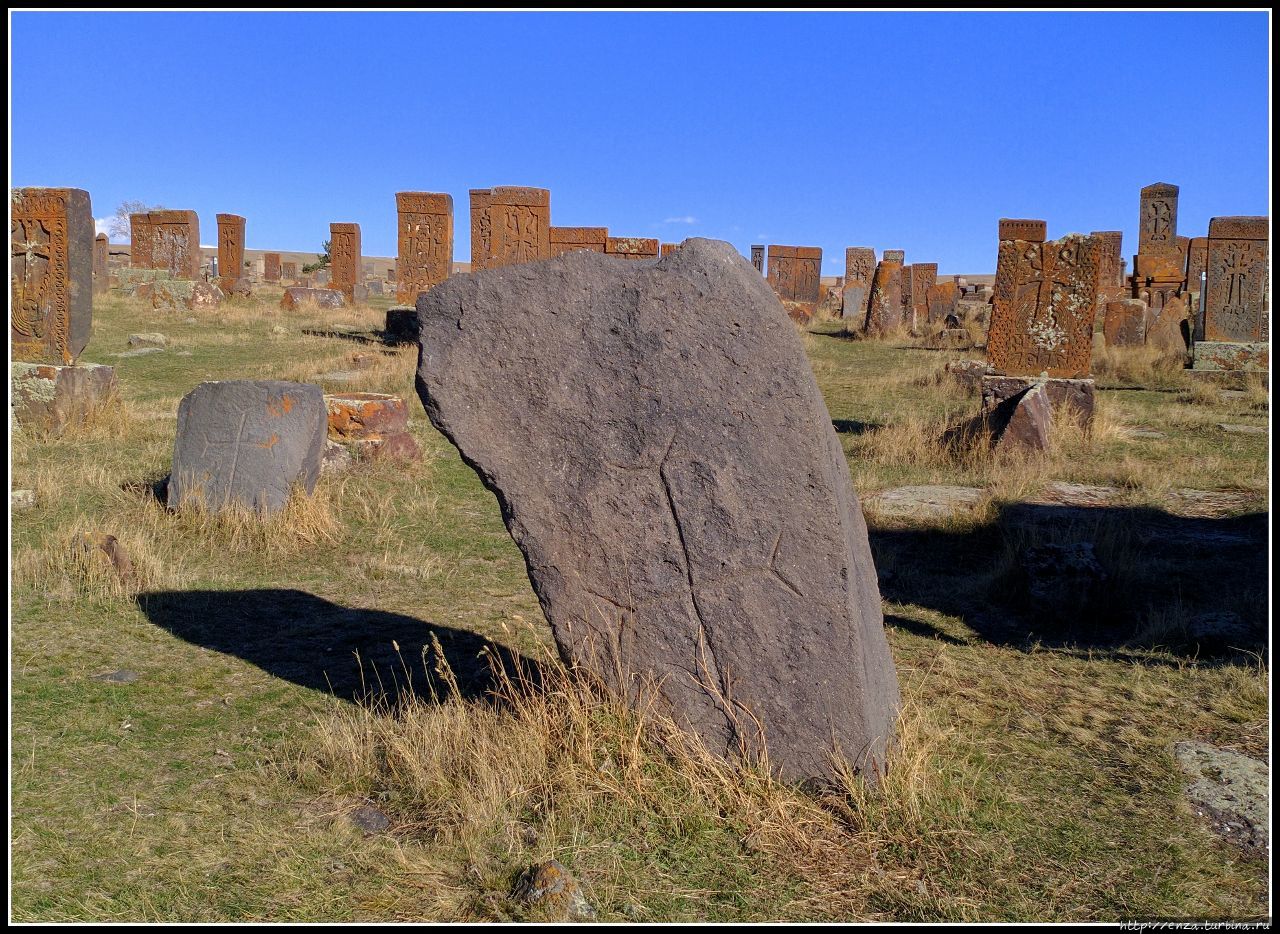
[981,375,1095,430]
[385,307,420,344]
[1191,341,1269,372]
[218,277,253,298]
[11,362,119,436]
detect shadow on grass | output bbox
[299,327,386,346]
[135,588,541,706]
[832,418,883,436]
[871,502,1268,666]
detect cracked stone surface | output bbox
[414,238,901,784]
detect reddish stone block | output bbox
[329,222,363,302]
[323,391,409,441]
[282,261,298,281]
[217,213,247,295]
[766,245,822,321]
[484,187,551,269]
[660,243,676,257]
[864,260,904,336]
[1103,299,1146,346]
[550,226,608,257]
[1091,230,1123,289]
[11,187,94,365]
[396,191,453,305]
[605,236,660,261]
[147,210,201,279]
[264,252,281,283]
[1185,237,1208,292]
[882,249,905,264]
[998,219,1046,243]
[1138,182,1179,255]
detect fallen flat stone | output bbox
[281,287,345,310]
[415,238,901,784]
[168,380,327,514]
[350,803,391,834]
[1123,428,1166,439]
[1217,423,1266,435]
[128,332,168,348]
[1174,741,1268,857]
[111,347,164,358]
[1166,488,1264,518]
[1031,481,1123,508]
[863,485,985,519]
[12,489,36,510]
[314,370,362,383]
[92,669,138,684]
[324,392,409,441]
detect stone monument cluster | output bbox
[8,177,1269,787]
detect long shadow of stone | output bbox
[832,418,882,436]
[870,502,1268,666]
[299,327,386,346]
[135,588,541,706]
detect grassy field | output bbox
[10,288,1270,921]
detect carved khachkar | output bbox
[12,187,94,365]
[765,245,822,321]
[912,262,937,325]
[750,244,765,273]
[1138,182,1179,256]
[882,249,905,264]
[1090,231,1123,290]
[93,233,109,295]
[469,187,551,271]
[1203,216,1268,343]
[899,265,915,325]
[147,210,201,279]
[282,261,297,281]
[998,219,1046,243]
[605,237,660,261]
[842,247,875,319]
[550,226,608,258]
[468,189,493,271]
[987,232,1102,378]
[129,212,154,269]
[217,214,246,293]
[264,252,281,282]
[329,222,362,302]
[396,192,454,305]
[660,243,677,257]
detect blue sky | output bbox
[10,10,1270,274]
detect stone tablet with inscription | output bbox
[129,213,154,270]
[1091,231,1123,290]
[751,244,765,273]
[93,233,108,295]
[168,380,327,515]
[606,236,660,261]
[550,226,608,257]
[1138,183,1179,256]
[11,187,94,365]
[1203,216,1268,343]
[217,214,248,294]
[484,187,551,269]
[842,247,875,320]
[148,210,201,279]
[883,249,905,264]
[414,238,901,784]
[1186,237,1208,293]
[264,252,282,283]
[396,192,454,305]
[766,245,822,320]
[987,233,1102,378]
[330,222,363,302]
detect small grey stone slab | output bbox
[12,489,36,510]
[863,485,985,518]
[1174,740,1268,856]
[112,347,164,358]
[127,332,167,348]
[92,669,138,683]
[314,370,361,382]
[350,804,391,834]
[1124,428,1166,439]
[1217,423,1266,435]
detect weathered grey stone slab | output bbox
[11,362,118,436]
[1174,740,1268,856]
[168,380,327,514]
[414,238,901,784]
[280,287,345,310]
[863,485,985,519]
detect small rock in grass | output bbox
[510,860,595,922]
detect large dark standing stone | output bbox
[168,380,327,514]
[414,238,901,784]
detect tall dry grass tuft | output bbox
[297,626,968,920]
[12,522,181,601]
[1092,342,1187,387]
[143,478,343,557]
[13,391,136,445]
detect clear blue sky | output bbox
[11,10,1270,274]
